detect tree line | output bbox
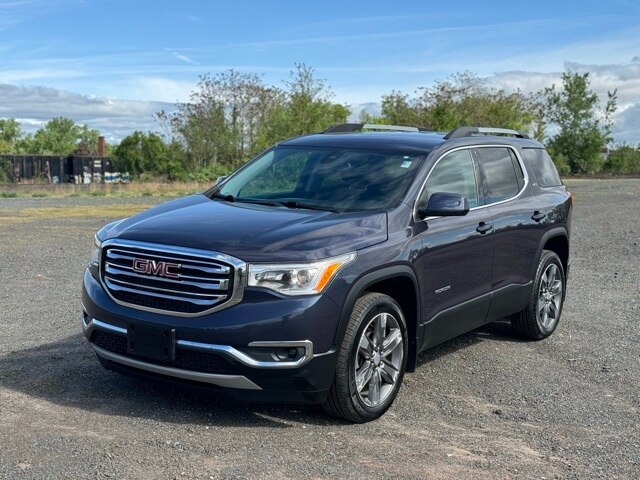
[1,64,639,180]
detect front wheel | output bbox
[323,292,408,423]
[511,250,566,340]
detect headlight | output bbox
[248,252,356,296]
[88,219,125,278]
[89,234,102,267]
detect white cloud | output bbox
[486,60,640,143]
[0,83,174,140]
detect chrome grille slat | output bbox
[106,250,231,274]
[105,282,220,305]
[100,240,245,317]
[105,277,227,299]
[104,264,229,290]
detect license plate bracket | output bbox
[127,324,176,362]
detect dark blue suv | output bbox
[82,124,572,422]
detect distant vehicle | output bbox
[82,124,572,422]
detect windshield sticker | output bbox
[401,160,412,168]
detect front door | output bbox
[415,148,494,349]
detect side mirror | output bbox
[417,192,470,219]
[215,175,228,186]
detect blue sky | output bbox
[1,0,640,141]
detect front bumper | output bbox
[82,269,341,402]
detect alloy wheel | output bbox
[354,312,404,407]
[537,263,563,331]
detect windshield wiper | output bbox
[234,197,287,207]
[210,192,236,202]
[212,193,337,212]
[280,200,339,213]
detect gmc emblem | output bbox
[132,258,181,279]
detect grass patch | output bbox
[31,192,48,198]
[90,190,107,197]
[0,191,18,198]
[142,191,153,197]
[0,204,156,224]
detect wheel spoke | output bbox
[358,334,373,360]
[380,361,398,384]
[538,300,546,313]
[355,361,373,392]
[549,298,559,318]
[550,279,562,295]
[547,265,557,285]
[368,370,381,405]
[542,305,550,327]
[374,313,387,347]
[381,328,402,357]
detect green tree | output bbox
[22,117,101,155]
[603,144,640,174]
[113,131,171,177]
[379,92,419,126]
[158,70,282,170]
[541,72,617,173]
[255,64,349,149]
[0,118,21,153]
[377,72,534,133]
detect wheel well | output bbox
[365,276,418,372]
[544,235,569,273]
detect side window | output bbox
[421,149,478,208]
[521,148,563,187]
[475,147,522,204]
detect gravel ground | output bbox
[0,179,638,479]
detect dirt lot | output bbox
[0,179,638,479]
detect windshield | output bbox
[213,146,424,212]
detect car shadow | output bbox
[0,333,343,428]
[2,321,520,426]
[416,319,520,367]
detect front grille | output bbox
[101,241,243,315]
[92,329,127,355]
[91,330,238,375]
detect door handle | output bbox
[476,222,493,234]
[532,211,546,222]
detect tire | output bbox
[511,250,566,340]
[323,292,408,423]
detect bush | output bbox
[603,145,640,174]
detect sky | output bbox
[1,0,640,143]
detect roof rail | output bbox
[444,126,529,140]
[323,123,420,133]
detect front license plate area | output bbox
[127,324,176,362]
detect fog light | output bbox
[275,347,302,361]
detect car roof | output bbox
[279,131,543,154]
[279,132,447,154]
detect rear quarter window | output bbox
[521,148,563,187]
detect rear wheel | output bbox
[511,250,565,340]
[323,292,408,423]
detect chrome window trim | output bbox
[412,144,530,223]
[99,239,246,318]
[84,316,314,369]
[92,344,262,390]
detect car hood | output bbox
[103,194,388,261]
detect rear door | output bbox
[416,147,494,348]
[473,145,543,319]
